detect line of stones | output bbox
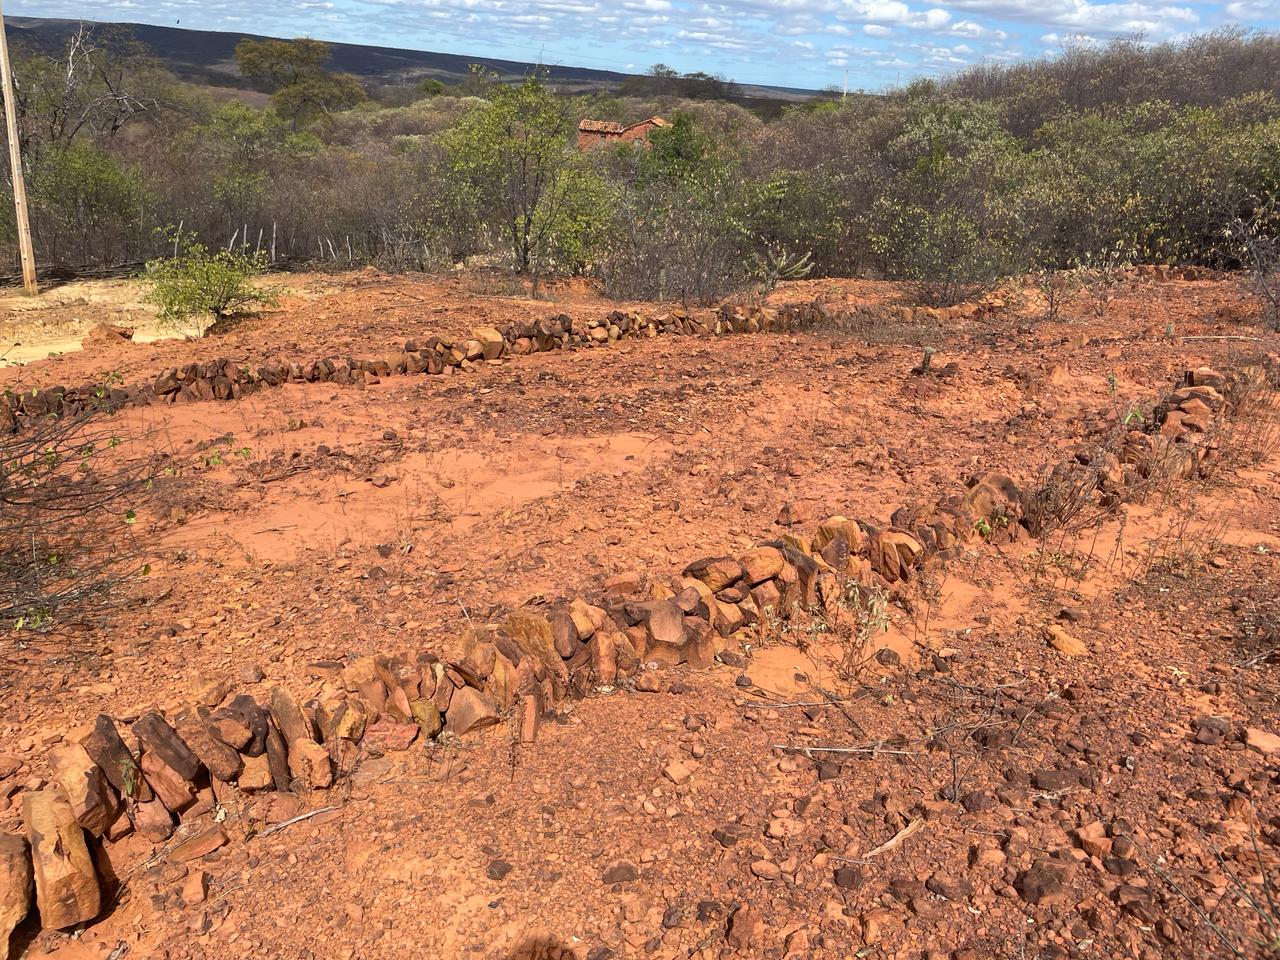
[0,298,974,430]
[0,259,1229,431]
[0,362,1259,948]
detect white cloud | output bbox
[863,22,892,34]
[936,0,1198,37]
[949,18,1004,39]
[1225,0,1277,18]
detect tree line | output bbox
[1,26,1278,305]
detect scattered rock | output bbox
[776,502,814,526]
[602,861,639,884]
[182,869,209,907]
[664,760,694,784]
[170,826,228,863]
[925,873,973,900]
[750,859,781,880]
[487,860,514,881]
[726,905,763,950]
[1046,625,1087,656]
[603,571,643,595]
[634,672,662,693]
[834,865,864,889]
[1033,768,1082,792]
[1074,821,1112,859]
[1015,858,1076,906]
[1193,716,1231,745]
[1245,727,1280,755]
[712,824,750,848]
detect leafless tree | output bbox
[9,24,170,161]
[1233,207,1279,329]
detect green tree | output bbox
[438,75,575,279]
[235,38,332,88]
[865,98,1033,304]
[235,38,366,128]
[547,162,615,274]
[638,111,712,184]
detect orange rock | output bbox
[288,739,333,789]
[0,834,32,958]
[269,687,314,747]
[141,749,198,812]
[237,754,274,792]
[1046,625,1087,656]
[443,686,499,736]
[502,611,567,684]
[739,546,784,585]
[133,798,175,842]
[869,531,923,583]
[682,557,744,592]
[170,826,228,863]
[812,517,866,556]
[589,632,618,685]
[46,744,119,836]
[21,789,100,931]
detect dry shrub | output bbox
[597,186,749,304]
[0,406,152,631]
[1144,809,1280,959]
[1234,210,1280,330]
[1136,503,1230,579]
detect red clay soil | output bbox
[2,273,1280,960]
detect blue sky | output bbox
[10,0,1280,89]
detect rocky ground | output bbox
[1,270,1279,960]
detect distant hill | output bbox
[4,17,820,103]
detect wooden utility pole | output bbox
[0,3,36,294]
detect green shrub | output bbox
[869,201,1017,306]
[143,238,278,336]
[27,142,152,264]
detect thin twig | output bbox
[1180,336,1267,342]
[774,744,925,756]
[744,698,857,709]
[258,805,338,837]
[864,819,925,857]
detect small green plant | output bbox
[974,518,993,538]
[119,756,139,798]
[1122,405,1146,426]
[143,233,279,337]
[833,579,890,679]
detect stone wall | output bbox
[0,299,987,432]
[0,262,1233,433]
